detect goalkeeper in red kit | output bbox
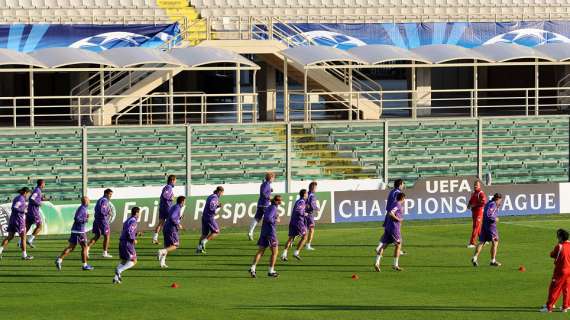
[467,180,486,248]
[541,229,570,313]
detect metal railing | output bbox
[0,92,258,127]
[286,86,570,121]
[4,85,570,127]
[0,115,567,201]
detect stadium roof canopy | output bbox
[534,43,570,61]
[282,43,570,68]
[473,43,555,62]
[29,47,117,68]
[0,48,46,67]
[281,46,366,65]
[0,47,259,70]
[411,44,494,63]
[171,46,258,67]
[348,45,431,64]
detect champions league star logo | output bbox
[288,31,366,50]
[484,28,570,47]
[69,32,151,52]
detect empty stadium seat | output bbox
[0,117,566,201]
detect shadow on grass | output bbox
[237,304,538,313]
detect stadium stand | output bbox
[0,116,566,201]
[191,0,570,20]
[0,0,199,25]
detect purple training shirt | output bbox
[71,204,89,233]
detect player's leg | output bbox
[471,241,485,266]
[102,233,112,258]
[247,217,261,240]
[78,235,93,270]
[250,247,265,278]
[87,233,100,248]
[306,224,316,250]
[490,240,501,266]
[55,242,76,270]
[0,232,15,256]
[545,276,565,312]
[293,234,307,260]
[392,243,403,271]
[198,227,219,253]
[562,275,570,312]
[28,221,42,247]
[153,219,165,244]
[468,212,478,247]
[58,243,76,261]
[116,258,137,277]
[374,242,388,272]
[281,236,294,261]
[113,258,128,284]
[268,245,279,277]
[19,231,32,260]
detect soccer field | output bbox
[1,215,570,320]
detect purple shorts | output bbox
[380,230,401,245]
[7,219,25,234]
[69,233,87,245]
[163,227,179,248]
[201,217,220,237]
[119,240,137,261]
[288,222,307,238]
[159,208,169,220]
[92,220,110,237]
[257,233,278,248]
[254,206,267,221]
[305,214,315,228]
[26,213,42,228]
[479,227,499,242]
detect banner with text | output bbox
[0,177,562,235]
[333,176,559,223]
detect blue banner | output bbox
[277,21,570,49]
[0,23,180,52]
[333,177,560,223]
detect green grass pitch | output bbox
[1,215,570,320]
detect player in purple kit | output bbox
[247,172,275,240]
[281,189,308,261]
[152,175,176,245]
[157,196,185,268]
[87,189,114,258]
[55,196,93,271]
[385,179,407,256]
[249,195,282,278]
[24,179,45,248]
[472,193,503,267]
[113,207,140,284]
[196,186,224,254]
[374,192,406,272]
[0,187,33,260]
[305,182,319,250]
